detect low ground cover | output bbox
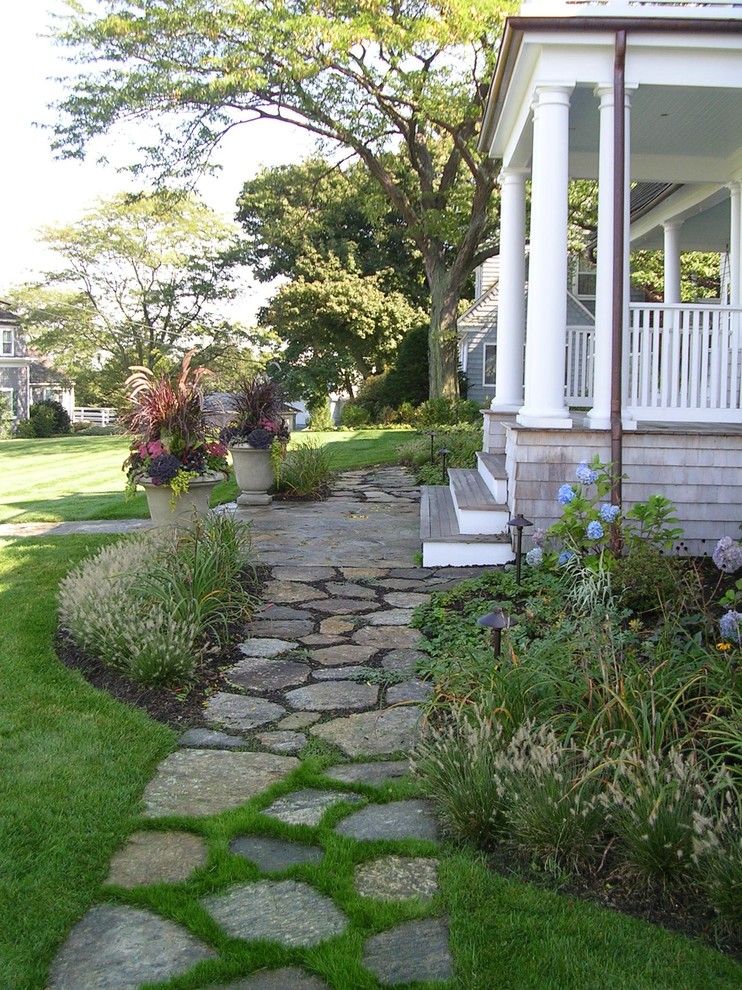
[397,425,480,484]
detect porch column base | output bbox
[586,412,611,429]
[516,411,573,429]
[489,401,521,414]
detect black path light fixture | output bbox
[477,608,512,660]
[425,429,437,463]
[438,447,450,484]
[507,514,534,585]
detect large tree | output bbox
[52,0,514,397]
[10,191,249,400]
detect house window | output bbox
[573,257,596,299]
[1,329,13,356]
[483,343,497,386]
[0,387,14,416]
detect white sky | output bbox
[0,2,315,320]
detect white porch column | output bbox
[587,85,632,430]
[663,220,683,304]
[517,85,573,429]
[491,167,527,412]
[730,181,741,306]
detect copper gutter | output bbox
[611,29,627,509]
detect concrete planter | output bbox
[229,444,274,505]
[141,472,225,526]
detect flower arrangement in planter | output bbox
[122,351,228,524]
[222,376,290,505]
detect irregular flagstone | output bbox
[202,880,347,947]
[179,727,245,749]
[324,760,410,786]
[205,692,286,732]
[311,644,377,667]
[284,681,378,712]
[48,903,215,990]
[308,597,380,615]
[380,649,425,676]
[226,657,310,692]
[365,609,416,626]
[278,711,321,730]
[354,856,438,901]
[352,626,422,650]
[362,918,452,986]
[383,592,431,608]
[336,799,438,841]
[263,788,363,826]
[386,678,433,705]
[230,834,324,871]
[239,638,297,659]
[251,619,315,639]
[208,967,329,989]
[256,730,307,755]
[300,634,346,647]
[311,665,376,681]
[263,581,328,604]
[387,568,434,579]
[370,577,423,590]
[143,750,298,817]
[253,605,310,621]
[341,567,388,579]
[106,831,207,888]
[319,616,356,635]
[324,581,378,600]
[271,566,337,582]
[310,706,421,758]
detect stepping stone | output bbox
[324,581,378,600]
[388,568,433,579]
[256,730,306,755]
[380,649,424,676]
[263,788,363,826]
[239,638,297,659]
[341,567,388,578]
[386,678,432,704]
[325,761,410,786]
[254,605,310,621]
[226,657,310,692]
[383,592,430,608]
[202,880,347,947]
[230,834,324,871]
[300,634,345,647]
[363,918,452,986]
[106,831,207,888]
[143,750,298,817]
[310,707,421,758]
[365,609,415,626]
[205,692,286,732]
[353,626,422,650]
[263,581,327,604]
[284,681,378,712]
[309,598,380,615]
[311,644,376,667]
[278,711,321,730]
[311,665,376,681]
[320,616,356,635]
[179,727,245,749]
[208,967,329,989]
[336,800,438,841]
[251,619,315,638]
[272,566,336,582]
[355,855,438,901]
[370,578,420,590]
[48,904,215,989]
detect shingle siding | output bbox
[464,327,497,407]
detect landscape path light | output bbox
[477,608,512,660]
[507,514,534,585]
[438,448,450,484]
[424,429,437,463]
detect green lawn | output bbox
[1,537,740,989]
[0,430,415,524]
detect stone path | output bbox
[48,468,490,989]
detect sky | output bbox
[0,2,315,319]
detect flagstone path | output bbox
[48,467,490,989]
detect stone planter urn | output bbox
[141,471,225,526]
[229,444,274,505]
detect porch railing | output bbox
[565,325,595,407]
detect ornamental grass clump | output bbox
[274,440,334,499]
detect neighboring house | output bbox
[0,304,75,422]
[422,0,742,565]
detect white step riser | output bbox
[451,496,510,536]
[423,540,514,568]
[476,456,508,503]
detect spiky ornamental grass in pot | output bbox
[122,351,228,525]
[222,375,290,505]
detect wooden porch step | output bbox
[449,468,506,511]
[420,486,513,566]
[476,451,507,480]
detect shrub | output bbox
[0,394,12,439]
[339,402,371,428]
[611,541,684,615]
[414,397,481,427]
[30,399,71,436]
[306,396,335,431]
[398,426,481,484]
[275,440,334,499]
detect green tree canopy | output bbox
[52,0,516,398]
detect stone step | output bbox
[476,451,508,503]
[447,469,510,535]
[420,486,513,567]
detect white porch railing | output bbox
[565,325,595,406]
[73,406,118,426]
[625,304,742,423]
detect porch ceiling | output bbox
[632,194,731,251]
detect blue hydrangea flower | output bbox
[586,520,604,540]
[599,503,621,524]
[576,462,598,485]
[712,537,742,575]
[719,610,741,644]
[526,547,544,568]
[558,550,575,566]
[558,484,576,505]
[531,528,546,548]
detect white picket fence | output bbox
[73,407,118,426]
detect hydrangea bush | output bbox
[713,533,742,648]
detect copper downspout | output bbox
[611,29,627,511]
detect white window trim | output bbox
[0,387,14,416]
[1,328,14,357]
[483,342,497,387]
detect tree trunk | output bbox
[428,273,460,399]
